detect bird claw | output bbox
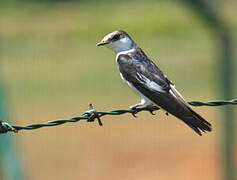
[132,112,137,117]
[131,109,138,117]
[146,105,159,115]
[129,107,138,117]
[148,109,156,115]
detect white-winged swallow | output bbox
[97,30,212,136]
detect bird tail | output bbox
[131,83,212,135]
[180,106,212,136]
[168,85,212,136]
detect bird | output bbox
[96,30,212,136]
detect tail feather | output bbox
[168,85,212,135]
[131,83,212,136]
[181,107,212,136]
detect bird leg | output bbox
[129,100,146,110]
[129,100,147,117]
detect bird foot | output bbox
[146,105,160,115]
[129,104,142,117]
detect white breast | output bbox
[120,73,154,105]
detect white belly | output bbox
[120,73,154,105]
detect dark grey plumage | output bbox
[117,47,212,136]
[97,30,212,136]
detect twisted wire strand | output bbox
[188,99,237,106]
[0,99,236,134]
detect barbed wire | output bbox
[0,99,236,134]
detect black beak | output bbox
[96,41,109,46]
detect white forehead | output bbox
[102,31,119,42]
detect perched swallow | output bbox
[97,30,212,135]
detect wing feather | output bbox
[117,52,212,135]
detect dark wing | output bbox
[117,53,212,136]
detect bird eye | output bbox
[113,34,120,41]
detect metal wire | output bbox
[0,99,236,134]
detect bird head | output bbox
[97,30,135,53]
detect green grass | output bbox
[0,0,236,108]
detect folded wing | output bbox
[117,53,212,135]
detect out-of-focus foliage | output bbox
[0,0,236,179]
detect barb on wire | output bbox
[0,99,236,134]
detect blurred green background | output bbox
[0,0,236,179]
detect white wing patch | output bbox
[169,84,187,104]
[119,72,154,105]
[136,73,166,93]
